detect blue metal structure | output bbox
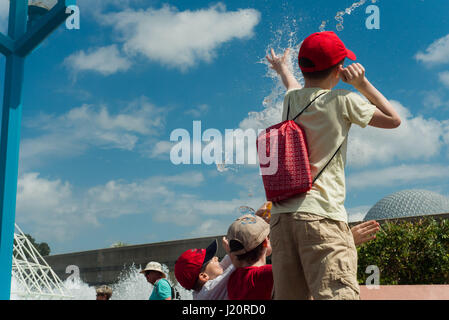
[0,0,76,300]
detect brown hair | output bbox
[230,240,265,264]
[300,57,345,80]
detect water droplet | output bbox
[238,206,255,216]
[216,163,228,172]
[319,21,327,32]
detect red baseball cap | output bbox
[174,239,217,290]
[298,31,356,72]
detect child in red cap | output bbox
[265,31,401,300]
[174,238,235,300]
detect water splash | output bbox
[216,161,240,173]
[109,264,193,300]
[108,264,152,300]
[237,202,271,219]
[238,206,256,216]
[319,20,327,32]
[240,19,303,135]
[62,276,96,300]
[320,0,378,32]
[215,17,304,179]
[335,0,379,31]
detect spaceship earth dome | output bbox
[364,189,449,221]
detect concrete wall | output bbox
[44,213,449,286]
[45,235,229,286]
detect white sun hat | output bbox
[140,261,167,278]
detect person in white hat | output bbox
[140,261,172,300]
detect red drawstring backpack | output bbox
[257,92,344,202]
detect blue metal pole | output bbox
[0,0,27,300]
[0,0,76,300]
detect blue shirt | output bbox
[149,279,172,300]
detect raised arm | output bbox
[339,63,401,129]
[266,48,302,91]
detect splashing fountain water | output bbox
[10,223,191,300]
[321,0,379,32]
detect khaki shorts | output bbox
[270,212,360,300]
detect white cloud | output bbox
[20,97,165,169]
[101,3,260,71]
[347,164,449,190]
[64,45,131,75]
[76,0,137,16]
[224,171,265,198]
[421,90,449,109]
[347,101,446,167]
[439,71,449,88]
[185,104,209,118]
[189,219,228,238]
[443,120,449,149]
[16,171,261,242]
[16,173,81,241]
[148,141,176,159]
[0,1,8,33]
[347,205,370,222]
[415,34,449,65]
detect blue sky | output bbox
[1,0,449,254]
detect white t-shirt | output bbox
[192,255,235,300]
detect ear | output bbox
[198,272,209,282]
[334,65,342,78]
[262,238,269,248]
[264,237,273,256]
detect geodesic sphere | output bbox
[364,189,449,221]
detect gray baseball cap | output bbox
[227,214,270,255]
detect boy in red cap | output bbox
[265,31,401,300]
[174,238,235,300]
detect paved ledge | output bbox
[360,285,449,300]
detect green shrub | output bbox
[357,217,449,285]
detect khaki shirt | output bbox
[271,88,376,222]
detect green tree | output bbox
[357,217,449,285]
[110,241,129,248]
[14,234,51,258]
